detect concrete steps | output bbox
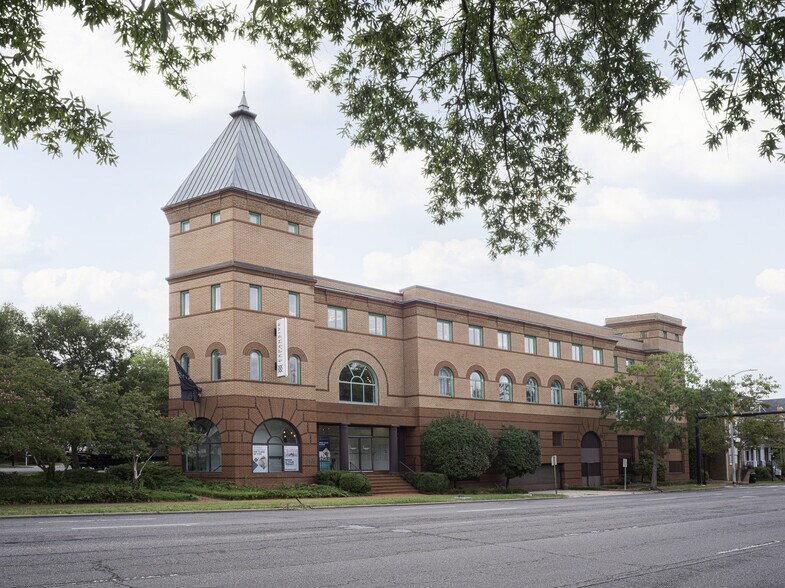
[362,472,417,495]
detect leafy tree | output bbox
[421,415,496,485]
[589,353,702,490]
[5,2,785,255]
[91,388,198,482]
[0,303,34,356]
[737,415,785,456]
[493,426,540,488]
[125,337,169,412]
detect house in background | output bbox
[164,95,689,489]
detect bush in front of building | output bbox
[106,462,191,489]
[0,484,196,505]
[635,451,666,484]
[421,415,496,486]
[315,470,372,494]
[407,472,450,494]
[754,466,772,481]
[493,426,541,488]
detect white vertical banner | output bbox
[276,317,288,378]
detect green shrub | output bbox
[106,462,189,489]
[62,469,107,485]
[754,466,772,481]
[415,472,449,493]
[337,472,371,494]
[403,471,417,486]
[186,483,348,500]
[315,470,345,487]
[0,484,152,505]
[422,415,496,483]
[634,451,666,484]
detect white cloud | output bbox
[756,269,785,295]
[571,187,719,230]
[0,196,38,257]
[303,148,429,222]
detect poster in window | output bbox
[252,444,268,473]
[284,445,299,472]
[318,436,331,471]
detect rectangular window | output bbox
[249,285,262,311]
[497,331,511,350]
[626,358,635,368]
[368,313,386,336]
[668,460,684,474]
[614,356,619,372]
[675,333,681,342]
[524,335,537,355]
[180,219,190,232]
[640,330,648,338]
[571,344,582,362]
[436,319,452,341]
[468,325,483,346]
[552,432,563,448]
[180,291,190,316]
[288,292,299,317]
[248,211,261,225]
[211,285,221,311]
[593,347,603,365]
[549,340,560,358]
[287,222,300,234]
[327,306,347,330]
[211,211,221,224]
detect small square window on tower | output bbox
[211,211,221,224]
[288,222,300,234]
[249,285,262,311]
[288,292,299,317]
[249,211,261,225]
[180,219,190,232]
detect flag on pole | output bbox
[171,355,202,402]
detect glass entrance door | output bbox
[349,437,374,471]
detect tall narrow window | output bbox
[468,325,483,346]
[593,347,603,365]
[248,211,261,225]
[288,292,299,317]
[180,291,190,316]
[289,355,300,384]
[499,375,512,402]
[180,219,190,232]
[549,340,561,358]
[497,331,511,350]
[211,211,221,224]
[470,371,484,400]
[327,306,347,330]
[551,381,563,405]
[438,368,454,397]
[436,319,452,341]
[211,350,221,381]
[526,378,539,403]
[249,285,261,311]
[368,313,386,336]
[250,351,262,382]
[574,384,586,407]
[524,335,537,354]
[287,222,300,234]
[185,419,221,473]
[571,344,582,362]
[180,353,190,375]
[211,285,221,311]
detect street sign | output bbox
[622,458,628,468]
[551,455,557,466]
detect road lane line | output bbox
[717,540,781,555]
[71,523,198,530]
[455,507,518,513]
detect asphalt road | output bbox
[2,486,784,587]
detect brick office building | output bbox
[165,96,688,489]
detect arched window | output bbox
[574,383,586,407]
[252,419,300,473]
[526,377,539,403]
[180,353,190,374]
[499,374,512,402]
[250,351,262,382]
[339,361,377,403]
[289,355,300,384]
[470,371,484,400]
[551,381,563,405]
[211,350,221,381]
[184,419,221,472]
[438,367,454,397]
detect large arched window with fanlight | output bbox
[252,419,301,473]
[184,419,221,472]
[339,361,377,404]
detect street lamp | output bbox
[728,369,757,486]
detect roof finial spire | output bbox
[242,64,247,93]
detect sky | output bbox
[1,9,784,395]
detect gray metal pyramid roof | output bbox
[165,93,317,211]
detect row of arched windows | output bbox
[178,351,301,384]
[437,367,588,406]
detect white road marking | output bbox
[392,529,412,533]
[71,523,198,530]
[717,540,781,555]
[339,524,375,530]
[455,507,518,513]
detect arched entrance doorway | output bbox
[581,432,602,486]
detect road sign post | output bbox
[551,455,558,495]
[622,458,628,490]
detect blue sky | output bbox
[1,9,784,394]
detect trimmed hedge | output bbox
[315,470,371,494]
[754,466,773,481]
[0,484,196,505]
[403,471,449,493]
[106,462,191,489]
[184,483,349,500]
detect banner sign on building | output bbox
[252,445,268,473]
[284,446,300,472]
[276,317,288,378]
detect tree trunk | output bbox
[132,456,139,482]
[505,476,510,489]
[650,455,658,491]
[70,440,80,470]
